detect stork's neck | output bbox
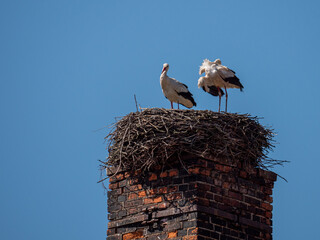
[161,70,168,77]
[160,71,169,87]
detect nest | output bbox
[104,108,283,175]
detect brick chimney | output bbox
[104,109,278,240]
[106,154,276,240]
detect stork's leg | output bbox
[218,88,222,113]
[171,101,173,109]
[224,87,228,112]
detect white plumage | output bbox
[160,63,196,109]
[198,59,243,112]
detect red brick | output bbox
[109,176,117,183]
[211,186,223,194]
[265,211,272,219]
[123,231,143,240]
[109,182,118,190]
[124,199,142,208]
[222,182,230,189]
[224,166,232,172]
[228,191,242,201]
[189,167,200,174]
[198,197,210,206]
[107,228,115,235]
[115,173,124,181]
[148,188,158,195]
[168,186,178,193]
[129,179,138,185]
[215,164,224,171]
[261,202,273,211]
[160,171,168,178]
[215,164,232,172]
[247,189,256,197]
[183,236,197,240]
[168,231,177,238]
[157,202,168,209]
[138,190,146,197]
[240,171,248,178]
[124,172,130,178]
[188,227,198,235]
[214,194,223,202]
[190,183,198,189]
[118,179,126,188]
[200,168,211,176]
[148,188,157,195]
[128,184,142,191]
[266,182,274,188]
[149,173,157,181]
[154,165,161,170]
[128,193,138,200]
[144,196,162,204]
[167,193,182,201]
[266,196,273,203]
[244,196,261,206]
[128,208,140,214]
[223,197,240,208]
[198,182,210,191]
[266,219,271,225]
[239,202,248,211]
[169,169,178,177]
[262,187,273,195]
[158,187,168,194]
[133,170,141,176]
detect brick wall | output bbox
[106,154,277,240]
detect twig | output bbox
[134,94,139,112]
[109,118,131,179]
[178,152,189,174]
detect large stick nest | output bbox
[105,108,281,174]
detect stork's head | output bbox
[199,59,210,75]
[162,63,169,73]
[213,58,221,65]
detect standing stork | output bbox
[160,63,196,109]
[198,59,243,112]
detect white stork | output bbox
[198,59,243,112]
[160,63,196,109]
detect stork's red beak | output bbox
[162,67,166,73]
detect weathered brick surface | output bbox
[122,231,143,240]
[106,155,277,239]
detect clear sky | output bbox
[1,1,319,239]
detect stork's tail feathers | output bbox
[202,86,225,97]
[224,76,244,91]
[177,91,197,108]
[239,81,244,91]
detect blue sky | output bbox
[1,1,319,239]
